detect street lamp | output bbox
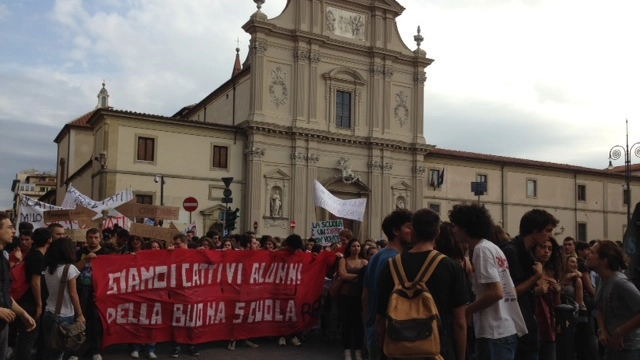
[154,175,165,206]
[607,120,640,225]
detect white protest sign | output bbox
[313,180,367,221]
[311,220,344,244]
[57,185,133,230]
[19,195,73,228]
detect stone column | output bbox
[244,147,265,232]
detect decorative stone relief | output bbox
[310,52,321,64]
[292,152,320,164]
[394,91,410,127]
[255,41,268,54]
[368,161,393,172]
[384,67,394,78]
[414,73,427,84]
[368,161,383,172]
[412,166,426,176]
[326,6,366,41]
[370,66,384,77]
[307,153,319,164]
[294,50,309,62]
[269,67,288,108]
[336,157,360,184]
[264,218,286,229]
[244,147,265,159]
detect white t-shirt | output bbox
[44,264,81,317]
[472,239,528,339]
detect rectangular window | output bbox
[428,203,441,214]
[577,184,586,202]
[527,179,537,197]
[429,169,441,188]
[477,174,487,183]
[212,145,228,169]
[577,222,587,242]
[137,137,155,162]
[135,195,153,204]
[624,189,629,205]
[336,91,352,128]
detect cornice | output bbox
[242,122,433,154]
[244,26,432,68]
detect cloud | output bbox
[0,4,9,22]
[1,0,639,210]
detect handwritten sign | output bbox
[115,201,180,221]
[313,180,367,221]
[129,223,181,243]
[44,205,96,224]
[311,220,343,244]
[64,229,88,243]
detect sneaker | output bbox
[170,348,180,358]
[187,346,199,356]
[291,336,302,347]
[6,347,13,360]
[278,336,286,346]
[93,355,103,360]
[228,340,236,351]
[148,352,158,359]
[244,339,259,348]
[131,351,140,359]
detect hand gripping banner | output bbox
[92,249,335,347]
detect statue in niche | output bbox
[396,197,406,209]
[270,189,282,217]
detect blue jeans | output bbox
[475,334,518,360]
[132,343,156,353]
[41,311,75,360]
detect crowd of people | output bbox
[0,205,639,360]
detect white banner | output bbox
[62,185,133,212]
[18,195,70,228]
[313,180,367,222]
[61,185,133,230]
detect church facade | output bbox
[52,0,639,242]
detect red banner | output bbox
[92,249,335,347]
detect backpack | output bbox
[9,262,29,301]
[384,251,445,359]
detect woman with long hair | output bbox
[588,240,640,359]
[337,239,368,360]
[534,238,561,360]
[42,238,85,360]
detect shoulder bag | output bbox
[47,264,86,352]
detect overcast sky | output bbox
[1,0,639,209]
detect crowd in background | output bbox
[0,207,639,360]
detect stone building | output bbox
[51,0,639,241]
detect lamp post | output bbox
[607,120,640,225]
[154,175,165,206]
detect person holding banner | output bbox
[72,228,111,360]
[168,234,200,358]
